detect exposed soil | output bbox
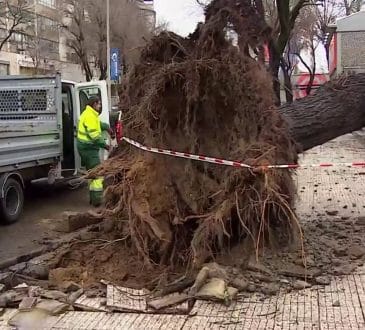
[45,212,365,295]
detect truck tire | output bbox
[0,178,24,224]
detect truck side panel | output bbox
[0,75,62,174]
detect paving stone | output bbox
[106,285,147,312]
[50,311,187,329]
[74,295,108,312]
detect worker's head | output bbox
[88,96,102,114]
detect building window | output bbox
[0,63,9,75]
[11,32,29,50]
[37,0,56,8]
[38,38,59,54]
[37,15,58,32]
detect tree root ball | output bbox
[90,0,301,269]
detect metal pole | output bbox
[106,0,112,111]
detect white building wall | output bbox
[0,50,85,81]
[336,11,365,74]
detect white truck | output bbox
[0,74,115,224]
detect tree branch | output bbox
[0,0,32,52]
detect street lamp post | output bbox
[106,0,112,111]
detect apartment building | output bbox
[0,0,156,81]
[136,0,156,30]
[0,0,84,80]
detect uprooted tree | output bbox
[91,0,299,269]
[89,0,365,271]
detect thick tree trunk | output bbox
[279,74,365,151]
[281,61,293,103]
[269,42,281,105]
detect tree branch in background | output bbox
[195,0,211,7]
[62,0,151,81]
[341,0,363,15]
[264,0,315,104]
[62,0,93,81]
[0,0,32,52]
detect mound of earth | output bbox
[45,214,365,295]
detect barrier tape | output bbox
[122,137,365,169]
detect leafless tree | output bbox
[26,36,56,74]
[195,0,211,7]
[194,0,321,103]
[0,0,33,52]
[290,7,319,95]
[340,0,363,15]
[62,0,94,81]
[313,0,340,63]
[263,0,322,103]
[62,0,152,81]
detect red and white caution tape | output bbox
[122,137,365,169]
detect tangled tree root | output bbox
[90,0,302,269]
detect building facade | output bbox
[0,0,84,80]
[0,0,156,81]
[136,0,156,30]
[327,11,365,76]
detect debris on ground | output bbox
[0,210,365,324]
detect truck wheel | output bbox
[0,178,24,224]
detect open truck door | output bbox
[74,80,111,171]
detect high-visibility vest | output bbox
[77,105,102,143]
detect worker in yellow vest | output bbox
[77,96,113,206]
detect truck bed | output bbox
[0,75,62,174]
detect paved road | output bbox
[0,182,90,261]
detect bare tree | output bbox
[62,0,152,81]
[195,0,211,6]
[280,39,299,103]
[340,0,363,15]
[315,0,339,61]
[265,0,321,103]
[0,0,32,52]
[290,7,319,96]
[194,0,319,103]
[26,36,57,74]
[62,0,94,81]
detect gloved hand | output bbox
[108,128,116,139]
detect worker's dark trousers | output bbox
[77,141,103,207]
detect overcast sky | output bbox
[154,0,204,36]
[153,0,327,73]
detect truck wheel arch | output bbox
[0,172,24,199]
[0,173,25,224]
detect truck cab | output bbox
[0,74,112,224]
